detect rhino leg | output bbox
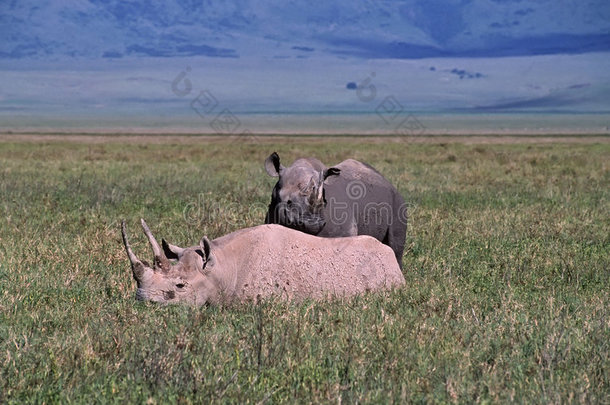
[347,218,358,236]
[386,211,407,270]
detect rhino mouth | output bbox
[285,214,325,235]
[274,203,326,235]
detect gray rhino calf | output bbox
[264,152,407,267]
[121,219,405,306]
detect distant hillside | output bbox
[1,0,609,60]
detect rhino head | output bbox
[265,152,340,234]
[121,219,215,305]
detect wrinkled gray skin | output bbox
[122,220,405,306]
[264,152,407,267]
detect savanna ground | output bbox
[0,135,608,403]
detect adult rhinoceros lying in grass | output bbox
[121,219,405,306]
[264,152,407,267]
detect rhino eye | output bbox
[176,283,185,289]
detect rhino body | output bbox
[264,153,407,267]
[122,220,405,306]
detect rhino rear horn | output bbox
[305,175,316,194]
[140,219,170,272]
[264,152,285,177]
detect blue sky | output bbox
[1,1,609,131]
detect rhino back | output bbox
[320,159,403,239]
[218,225,404,301]
[334,159,393,188]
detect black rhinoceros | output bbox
[264,152,407,267]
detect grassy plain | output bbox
[0,135,608,403]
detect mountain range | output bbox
[2,0,609,60]
[1,0,609,128]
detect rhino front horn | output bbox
[121,221,147,281]
[308,172,325,207]
[316,171,325,202]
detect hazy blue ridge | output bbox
[1,1,609,123]
[1,0,609,60]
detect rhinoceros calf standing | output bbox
[121,219,405,306]
[264,152,407,267]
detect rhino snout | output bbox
[273,201,326,234]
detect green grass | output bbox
[0,138,608,403]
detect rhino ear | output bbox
[323,167,341,180]
[162,238,184,260]
[265,152,284,177]
[196,236,214,270]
